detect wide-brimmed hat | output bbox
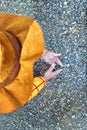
[0,13,44,113]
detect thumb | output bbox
[53,53,61,57]
[48,63,56,72]
[52,69,62,77]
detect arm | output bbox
[29,48,63,100]
[28,77,46,100]
[28,63,61,100]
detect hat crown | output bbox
[0,42,3,68]
[0,30,21,87]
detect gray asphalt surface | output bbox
[0,0,87,130]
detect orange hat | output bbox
[0,13,44,113]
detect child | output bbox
[0,13,63,113]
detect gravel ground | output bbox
[0,0,87,130]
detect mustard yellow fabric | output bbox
[29,77,46,100]
[0,13,44,113]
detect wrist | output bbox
[42,48,48,59]
[43,74,49,82]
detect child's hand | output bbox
[43,63,62,81]
[42,48,63,67]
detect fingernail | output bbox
[60,62,64,67]
[58,53,62,56]
[54,53,61,56]
[56,69,62,74]
[59,63,63,67]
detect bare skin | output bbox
[41,48,63,81]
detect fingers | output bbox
[48,63,56,72]
[56,58,63,67]
[43,63,62,81]
[48,63,62,77]
[52,69,62,77]
[47,67,62,79]
[51,52,63,67]
[47,63,62,77]
[53,53,61,57]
